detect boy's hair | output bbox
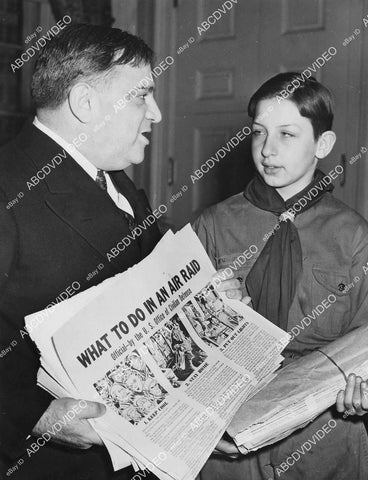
[248,72,334,140]
[31,23,154,110]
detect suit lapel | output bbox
[17,123,143,273]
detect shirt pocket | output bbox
[310,264,351,337]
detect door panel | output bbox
[256,0,364,210]
[154,0,365,229]
[167,0,259,228]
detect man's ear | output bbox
[68,82,97,123]
[315,131,337,159]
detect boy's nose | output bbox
[261,135,277,157]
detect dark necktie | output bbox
[122,211,136,231]
[95,169,136,231]
[95,169,107,191]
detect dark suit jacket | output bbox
[0,122,161,479]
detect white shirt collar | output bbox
[32,117,135,217]
[33,117,97,180]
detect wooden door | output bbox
[255,0,365,212]
[151,0,366,229]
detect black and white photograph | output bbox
[1,0,368,479]
[183,284,242,347]
[146,314,207,386]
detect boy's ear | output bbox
[315,131,336,159]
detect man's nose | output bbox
[146,97,162,124]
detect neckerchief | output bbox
[245,169,333,330]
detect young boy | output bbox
[194,72,368,480]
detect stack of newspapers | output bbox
[227,322,368,453]
[26,225,290,480]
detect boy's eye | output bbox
[252,129,265,136]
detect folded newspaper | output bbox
[227,323,368,453]
[26,225,290,480]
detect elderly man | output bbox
[0,23,243,480]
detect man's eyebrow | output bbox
[136,85,155,93]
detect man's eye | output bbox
[252,130,264,136]
[281,132,294,138]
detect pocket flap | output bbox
[312,265,351,296]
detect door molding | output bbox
[357,0,368,219]
[150,0,177,227]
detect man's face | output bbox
[88,62,162,171]
[251,98,319,200]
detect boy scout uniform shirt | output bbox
[193,191,368,480]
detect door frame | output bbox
[149,0,368,222]
[149,0,177,227]
[357,0,368,219]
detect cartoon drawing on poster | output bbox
[94,350,167,425]
[145,314,207,387]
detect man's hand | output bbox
[32,397,106,449]
[213,438,241,458]
[213,269,252,305]
[336,373,368,417]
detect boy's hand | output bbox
[213,269,252,305]
[213,438,241,458]
[336,373,368,417]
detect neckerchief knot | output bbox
[279,210,295,223]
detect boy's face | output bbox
[251,98,319,200]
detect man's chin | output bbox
[107,155,145,171]
[129,155,145,168]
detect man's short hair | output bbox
[31,23,154,109]
[247,72,334,139]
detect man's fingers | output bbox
[32,398,106,450]
[212,269,233,283]
[216,278,241,292]
[225,289,242,300]
[212,270,245,301]
[78,400,106,420]
[241,296,252,306]
[75,427,104,448]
